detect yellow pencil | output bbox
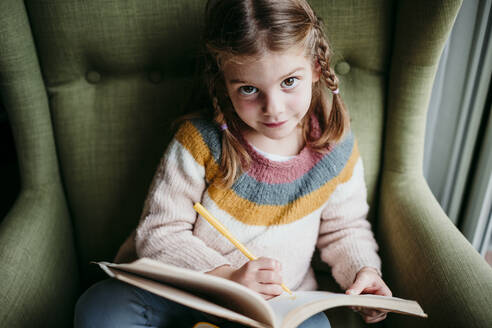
[193,202,293,295]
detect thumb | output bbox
[346,275,368,295]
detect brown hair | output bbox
[191,0,349,187]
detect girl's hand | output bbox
[206,257,284,300]
[346,267,392,324]
[231,257,284,300]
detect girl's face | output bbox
[223,47,320,155]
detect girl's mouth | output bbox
[262,121,287,128]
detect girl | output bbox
[75,0,392,327]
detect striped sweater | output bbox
[129,119,381,291]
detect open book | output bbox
[96,258,427,328]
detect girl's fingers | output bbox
[380,284,393,297]
[364,283,392,297]
[360,309,388,323]
[352,307,388,323]
[257,270,282,284]
[364,312,387,323]
[359,308,383,316]
[254,257,281,271]
[258,283,283,297]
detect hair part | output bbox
[197,0,350,188]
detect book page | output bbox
[268,291,427,328]
[106,268,270,328]
[98,259,275,327]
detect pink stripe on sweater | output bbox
[236,113,331,184]
[246,145,326,184]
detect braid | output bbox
[306,19,350,148]
[201,49,251,188]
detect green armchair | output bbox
[1,0,491,327]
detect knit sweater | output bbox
[130,118,381,291]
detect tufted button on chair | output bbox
[334,61,351,76]
[1,0,491,327]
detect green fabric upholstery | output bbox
[379,1,492,327]
[2,0,491,327]
[0,1,79,326]
[21,0,205,293]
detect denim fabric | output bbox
[74,279,331,328]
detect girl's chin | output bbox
[260,129,297,141]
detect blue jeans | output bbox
[74,279,331,328]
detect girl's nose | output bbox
[262,92,283,116]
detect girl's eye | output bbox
[281,77,299,89]
[238,86,258,95]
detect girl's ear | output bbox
[312,59,321,83]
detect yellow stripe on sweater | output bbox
[175,121,220,182]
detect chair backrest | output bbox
[23,0,208,286]
[6,0,402,287]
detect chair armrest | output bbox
[379,172,492,328]
[0,185,79,327]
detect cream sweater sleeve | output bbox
[317,156,381,290]
[135,137,231,272]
